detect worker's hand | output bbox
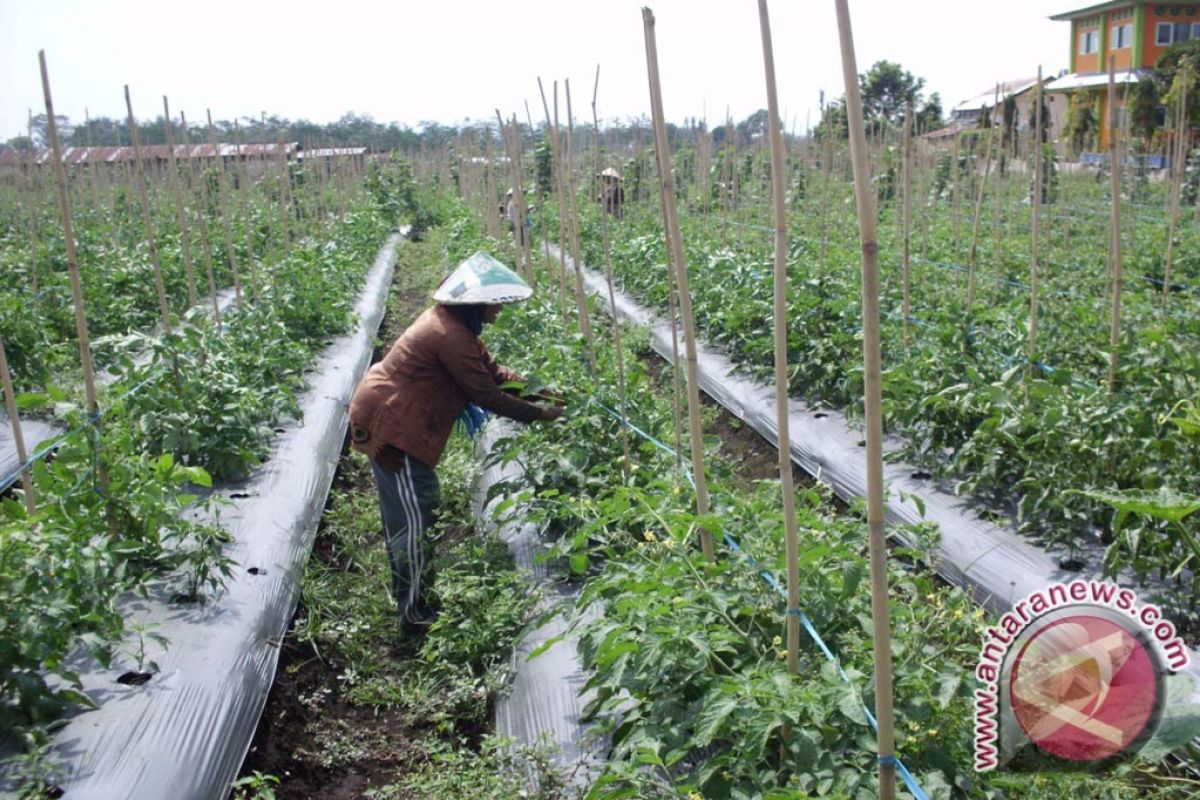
[538,404,566,422]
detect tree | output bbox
[915,92,943,133]
[813,100,848,141]
[1065,92,1099,155]
[27,113,72,147]
[861,60,925,130]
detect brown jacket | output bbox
[349,305,543,468]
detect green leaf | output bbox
[935,669,962,709]
[694,689,740,747]
[836,684,869,727]
[1073,487,1200,523]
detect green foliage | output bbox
[1065,93,1100,155]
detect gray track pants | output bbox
[370,454,440,623]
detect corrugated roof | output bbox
[1044,68,1149,92]
[0,142,298,165]
[951,77,1044,114]
[297,147,367,158]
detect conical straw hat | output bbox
[431,251,533,305]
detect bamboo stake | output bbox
[163,97,199,308]
[591,65,632,479]
[643,7,714,560]
[512,114,536,282]
[1107,57,1124,392]
[23,138,41,297]
[659,151,686,468]
[757,0,801,677]
[208,110,244,304]
[0,338,37,515]
[124,86,174,335]
[537,78,571,323]
[901,102,913,349]
[485,126,501,240]
[275,135,292,257]
[233,122,261,304]
[494,111,528,281]
[965,85,1000,335]
[832,3,896,797]
[1028,67,1044,377]
[563,81,598,371]
[181,115,223,325]
[39,51,101,418]
[1163,62,1188,304]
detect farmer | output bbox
[597,167,624,219]
[349,252,564,633]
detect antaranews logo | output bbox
[973,579,1189,772]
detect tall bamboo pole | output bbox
[181,114,223,325]
[757,0,801,677]
[537,78,571,323]
[208,110,244,304]
[832,3,896,797]
[643,7,714,560]
[1107,58,1125,392]
[0,338,37,515]
[163,97,199,308]
[901,102,913,350]
[233,121,261,304]
[591,65,633,479]
[39,51,102,425]
[965,85,1000,333]
[124,86,174,335]
[1028,67,1044,377]
[1163,62,1188,304]
[564,81,598,372]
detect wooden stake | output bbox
[1163,62,1188,304]
[233,121,261,304]
[163,97,199,308]
[643,7,714,560]
[832,3,896,797]
[208,110,244,304]
[39,51,101,417]
[124,85,174,334]
[537,78,571,323]
[757,0,802,677]
[591,65,633,478]
[1028,67,1044,377]
[1107,57,1124,392]
[0,338,37,515]
[901,102,913,350]
[965,84,999,335]
[563,81,598,372]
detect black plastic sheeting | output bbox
[553,246,1200,704]
[475,421,604,790]
[0,234,402,800]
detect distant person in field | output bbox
[348,253,564,634]
[597,167,624,219]
[504,187,530,246]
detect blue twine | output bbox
[458,402,489,437]
[587,397,930,800]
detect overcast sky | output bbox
[1,0,1074,141]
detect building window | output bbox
[1112,23,1134,47]
[1158,21,1174,43]
[1159,20,1197,44]
[1080,29,1099,53]
[1176,22,1194,41]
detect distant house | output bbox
[928,77,1065,143]
[1044,1,1182,154]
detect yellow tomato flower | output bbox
[773,635,783,646]
[644,530,657,542]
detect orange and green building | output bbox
[1047,0,1195,151]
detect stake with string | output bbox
[0,338,37,515]
[900,101,912,350]
[563,81,598,373]
[208,110,244,305]
[124,85,175,336]
[512,113,536,282]
[643,6,714,560]
[590,64,633,479]
[233,121,261,304]
[1028,66,1044,380]
[181,115,223,325]
[163,96,200,309]
[1163,61,1189,305]
[1106,56,1124,393]
[964,84,1000,341]
[493,110,531,282]
[832,2,897,796]
[39,50,109,508]
[756,0,801,678]
[537,78,572,323]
